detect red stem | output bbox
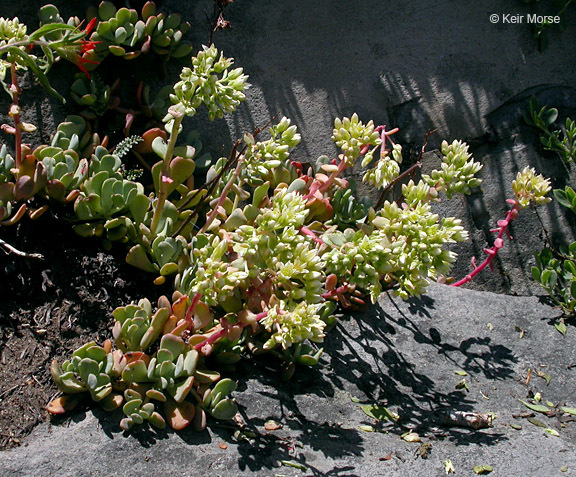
[321,284,350,299]
[300,225,324,246]
[451,200,520,287]
[194,311,268,352]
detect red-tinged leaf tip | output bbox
[47,395,81,414]
[165,399,195,431]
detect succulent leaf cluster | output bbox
[422,140,483,198]
[91,1,193,61]
[241,117,301,185]
[262,301,325,350]
[327,188,369,228]
[0,17,27,45]
[50,295,239,431]
[332,113,381,166]
[512,166,552,208]
[363,143,403,189]
[170,45,249,120]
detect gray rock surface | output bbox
[1,284,575,476]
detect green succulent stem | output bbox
[149,113,184,235]
[9,63,22,169]
[373,128,432,212]
[199,155,244,233]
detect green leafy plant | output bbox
[524,96,576,163]
[532,186,576,331]
[49,294,239,431]
[89,1,192,61]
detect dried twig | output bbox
[442,411,494,430]
[0,238,43,259]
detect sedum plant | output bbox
[49,102,493,430]
[50,295,239,431]
[4,1,554,437]
[452,166,551,287]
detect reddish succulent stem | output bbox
[300,225,324,246]
[194,311,267,352]
[451,200,520,287]
[304,156,349,201]
[184,293,203,327]
[321,284,350,299]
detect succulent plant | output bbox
[49,293,240,432]
[74,171,146,217]
[32,145,87,202]
[0,144,14,184]
[50,341,113,402]
[70,73,112,116]
[512,166,552,208]
[90,1,192,61]
[169,44,249,120]
[241,117,301,186]
[422,140,483,199]
[120,388,166,431]
[261,300,326,351]
[112,297,171,352]
[363,143,403,190]
[50,115,94,154]
[126,235,188,277]
[327,188,369,229]
[332,113,381,166]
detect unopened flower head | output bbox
[332,113,381,166]
[170,45,249,120]
[262,301,325,350]
[512,166,551,208]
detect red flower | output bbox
[74,18,100,78]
